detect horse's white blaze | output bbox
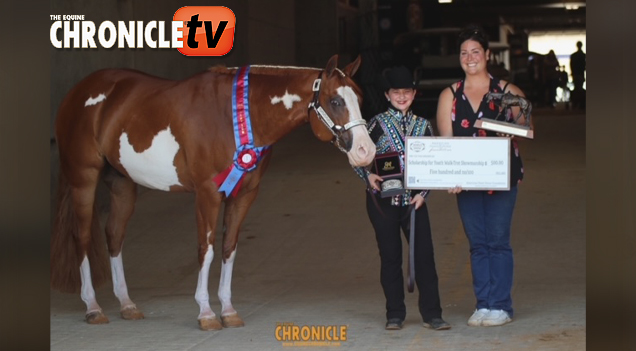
[218,249,237,316]
[337,86,376,166]
[110,253,135,309]
[85,93,106,106]
[337,86,363,122]
[79,256,101,313]
[195,242,215,319]
[270,90,301,110]
[119,126,183,191]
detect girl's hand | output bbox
[368,173,383,191]
[410,193,425,209]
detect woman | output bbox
[436,25,530,327]
[355,66,449,331]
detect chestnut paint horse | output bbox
[51,55,375,330]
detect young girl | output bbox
[355,66,449,331]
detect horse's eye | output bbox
[330,97,344,107]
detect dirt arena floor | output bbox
[50,107,585,350]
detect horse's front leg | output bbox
[218,185,260,328]
[194,185,223,331]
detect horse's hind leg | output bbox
[193,183,224,330]
[103,167,144,320]
[68,166,110,324]
[218,186,260,328]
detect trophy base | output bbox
[474,118,534,139]
[380,188,407,198]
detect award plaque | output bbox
[474,92,534,139]
[404,137,510,190]
[373,151,406,197]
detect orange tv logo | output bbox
[174,6,235,56]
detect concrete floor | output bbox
[50,107,585,350]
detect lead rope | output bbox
[407,205,416,293]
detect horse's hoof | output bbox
[121,306,144,320]
[198,318,223,331]
[86,311,109,324]
[221,313,245,328]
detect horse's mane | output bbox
[209,65,345,77]
[208,64,357,93]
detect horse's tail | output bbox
[51,170,110,293]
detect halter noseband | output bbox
[307,72,367,153]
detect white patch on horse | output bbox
[337,86,364,122]
[218,249,237,316]
[110,252,135,309]
[195,243,215,319]
[119,126,183,191]
[85,93,106,106]
[337,85,374,165]
[79,256,101,314]
[270,90,301,110]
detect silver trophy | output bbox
[374,152,406,198]
[474,92,534,139]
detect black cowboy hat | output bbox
[381,66,416,91]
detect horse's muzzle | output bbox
[346,128,375,167]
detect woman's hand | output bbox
[410,193,425,209]
[496,132,515,139]
[367,173,383,191]
[447,185,463,194]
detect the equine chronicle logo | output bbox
[49,6,235,56]
[275,322,348,347]
[173,6,235,56]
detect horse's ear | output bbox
[325,55,339,77]
[343,55,362,77]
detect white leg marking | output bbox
[218,249,237,316]
[270,90,302,110]
[85,93,106,106]
[337,86,376,166]
[119,126,183,191]
[80,256,102,314]
[195,239,215,320]
[110,253,136,310]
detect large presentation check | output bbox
[404,137,511,190]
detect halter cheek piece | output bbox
[307,72,367,153]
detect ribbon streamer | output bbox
[214,66,271,197]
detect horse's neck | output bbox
[247,69,319,146]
